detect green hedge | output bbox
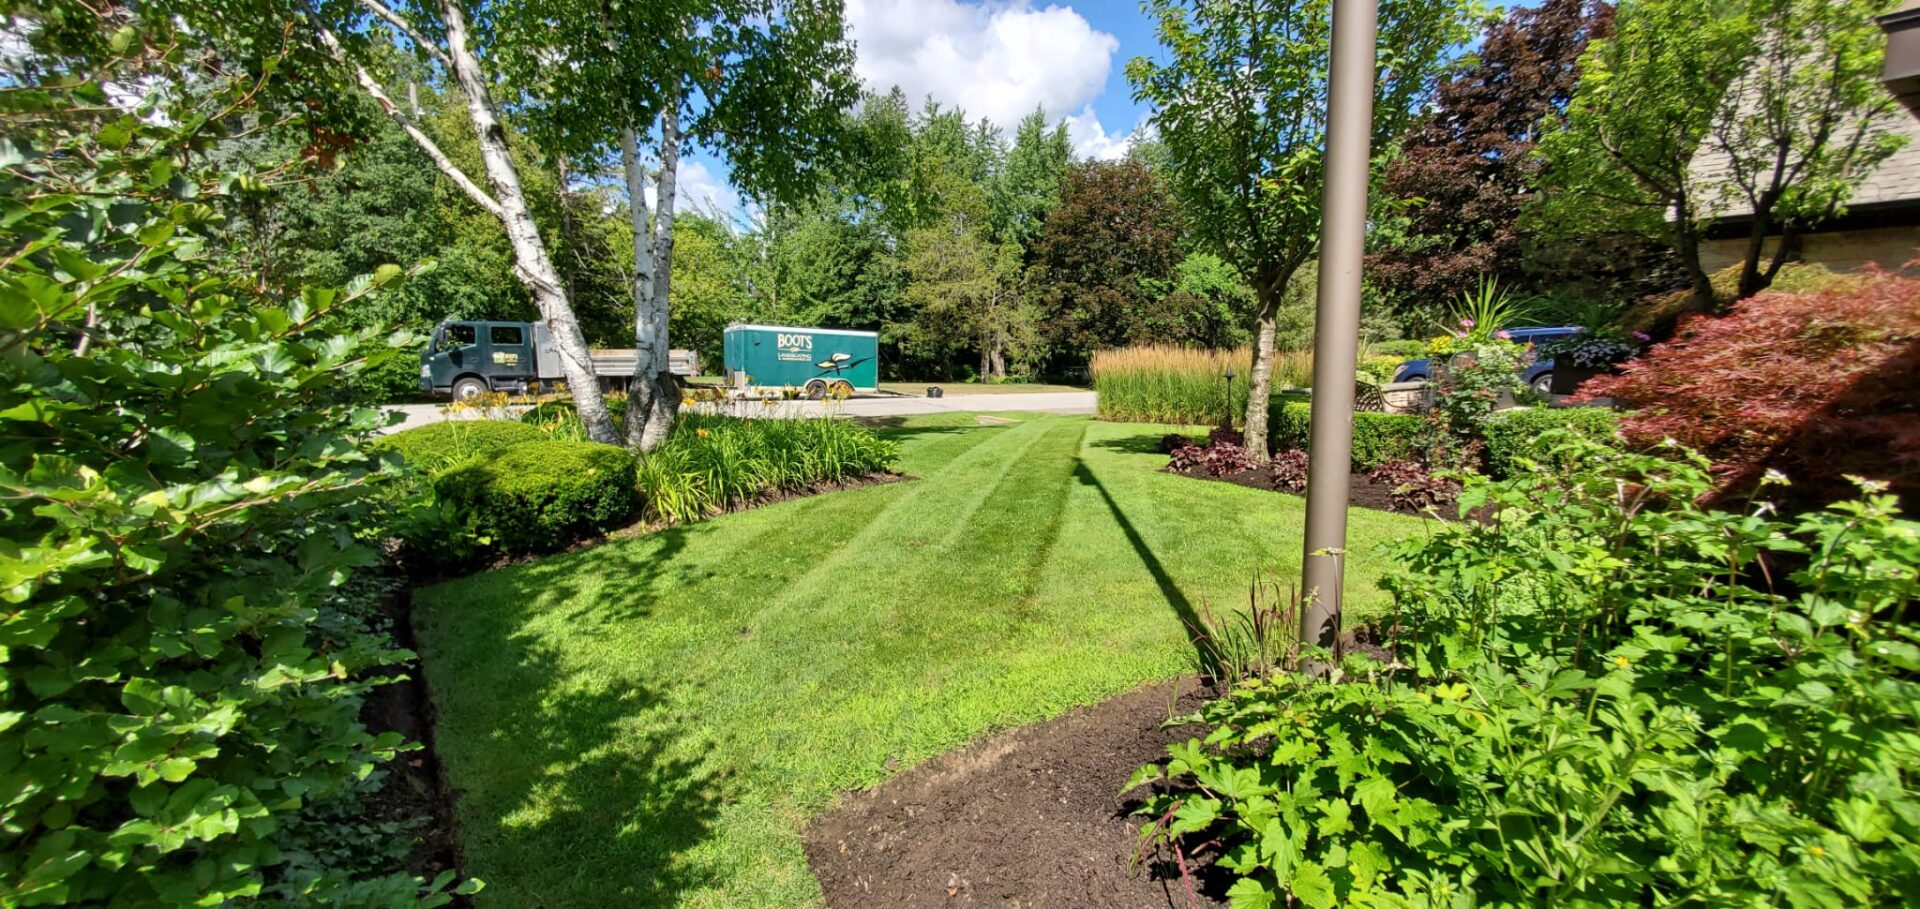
[1268,399,1424,470]
[1369,339,1427,359]
[433,440,638,555]
[371,419,548,472]
[1480,407,1620,478]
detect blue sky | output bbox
[679,1,1166,217]
[675,0,1527,217]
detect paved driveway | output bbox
[380,390,1096,434]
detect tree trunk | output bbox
[624,104,681,450]
[437,0,618,443]
[620,127,675,451]
[1670,207,1715,314]
[1241,281,1280,465]
[1734,193,1779,300]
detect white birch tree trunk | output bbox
[622,102,683,449]
[436,0,619,443]
[621,124,676,451]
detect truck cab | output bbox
[420,320,538,402]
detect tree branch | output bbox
[314,25,502,219]
[353,0,453,71]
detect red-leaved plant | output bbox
[1580,266,1920,509]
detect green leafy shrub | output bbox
[636,414,900,524]
[1093,345,1251,424]
[433,441,638,555]
[1268,400,1424,468]
[1129,436,1920,907]
[0,22,471,904]
[371,419,548,472]
[1480,406,1620,477]
[1369,339,1427,359]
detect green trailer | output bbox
[722,323,879,398]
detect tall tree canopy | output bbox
[1029,158,1187,358]
[1129,0,1478,457]
[1371,0,1615,312]
[1535,0,1903,310]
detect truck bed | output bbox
[586,349,699,377]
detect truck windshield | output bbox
[440,324,476,351]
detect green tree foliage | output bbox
[1535,0,1901,308]
[990,108,1073,248]
[1030,158,1190,358]
[0,14,472,904]
[668,214,755,369]
[1129,0,1477,458]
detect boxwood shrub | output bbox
[1481,406,1620,478]
[432,440,638,555]
[1268,399,1424,470]
[370,419,548,472]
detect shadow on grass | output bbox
[1087,430,1200,457]
[430,527,725,908]
[1072,462,1214,677]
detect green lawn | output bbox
[413,413,1426,908]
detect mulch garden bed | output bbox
[1205,465,1407,514]
[805,678,1233,909]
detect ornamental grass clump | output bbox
[1130,433,1920,907]
[1093,345,1253,424]
[634,414,899,525]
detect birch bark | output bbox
[437,0,619,443]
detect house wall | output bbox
[1699,224,1920,275]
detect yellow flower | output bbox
[1614,656,1630,669]
[695,428,710,439]
[1809,845,1826,858]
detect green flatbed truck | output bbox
[420,319,697,402]
[722,323,879,399]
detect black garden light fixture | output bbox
[1223,365,1237,429]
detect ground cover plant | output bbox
[1584,267,1920,509]
[1129,434,1920,906]
[411,413,1424,907]
[0,25,470,904]
[1094,345,1254,424]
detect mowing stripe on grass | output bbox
[414,414,1427,908]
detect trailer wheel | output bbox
[452,376,489,403]
[802,379,828,400]
[829,380,853,400]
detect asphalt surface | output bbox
[379,390,1096,434]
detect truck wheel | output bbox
[803,379,827,400]
[452,376,489,403]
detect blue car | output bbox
[1392,326,1581,396]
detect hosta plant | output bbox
[1129,433,1919,907]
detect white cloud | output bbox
[1063,105,1138,161]
[642,158,741,221]
[846,0,1119,133]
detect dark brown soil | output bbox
[358,587,470,902]
[1182,466,1409,514]
[805,678,1234,909]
